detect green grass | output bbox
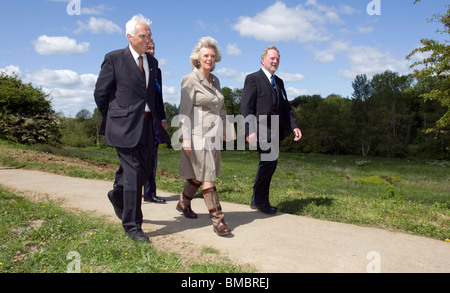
[0,186,249,273]
[0,139,449,242]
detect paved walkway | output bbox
[0,168,448,273]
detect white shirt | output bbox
[261,67,274,83]
[129,45,151,112]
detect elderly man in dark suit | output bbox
[241,46,302,215]
[94,14,159,242]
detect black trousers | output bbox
[252,153,278,207]
[112,116,154,233]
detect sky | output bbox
[0,0,448,117]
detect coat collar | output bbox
[123,46,144,82]
[193,68,218,93]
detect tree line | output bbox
[1,3,448,159]
[1,69,447,159]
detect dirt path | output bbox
[0,167,449,273]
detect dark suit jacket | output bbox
[154,68,166,121]
[153,68,170,144]
[94,46,159,148]
[241,69,298,142]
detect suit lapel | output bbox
[123,47,144,83]
[258,69,279,105]
[194,68,218,94]
[145,52,155,94]
[258,69,272,93]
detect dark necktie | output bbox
[271,75,277,94]
[138,55,146,88]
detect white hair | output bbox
[126,14,152,37]
[190,36,222,70]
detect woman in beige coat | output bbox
[177,37,231,236]
[176,36,231,236]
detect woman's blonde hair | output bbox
[190,36,222,71]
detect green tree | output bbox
[288,95,323,153]
[76,109,92,121]
[0,73,60,145]
[92,108,103,147]
[164,102,179,148]
[369,71,415,157]
[351,74,373,156]
[60,109,98,147]
[406,1,449,148]
[222,87,242,116]
[318,94,353,155]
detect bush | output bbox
[0,73,60,145]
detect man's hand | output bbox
[246,133,258,147]
[293,128,302,141]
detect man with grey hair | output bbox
[94,14,160,242]
[241,46,302,215]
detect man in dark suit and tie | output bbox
[143,38,169,204]
[94,14,159,242]
[241,46,302,215]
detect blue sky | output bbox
[0,0,447,117]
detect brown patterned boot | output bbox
[176,179,201,219]
[202,187,231,236]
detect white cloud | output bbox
[233,1,352,43]
[22,67,179,116]
[286,86,309,98]
[338,46,410,79]
[25,68,98,116]
[358,26,374,34]
[216,67,248,82]
[0,65,21,76]
[314,51,335,63]
[227,43,242,56]
[162,85,179,105]
[75,17,122,34]
[81,4,110,15]
[33,35,89,55]
[312,40,350,63]
[277,72,306,82]
[216,67,306,84]
[338,5,360,15]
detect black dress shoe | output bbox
[143,195,166,204]
[125,229,149,242]
[107,190,123,220]
[252,203,277,215]
[251,200,277,214]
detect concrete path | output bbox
[0,168,448,273]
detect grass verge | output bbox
[0,139,449,242]
[0,186,250,273]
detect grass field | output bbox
[0,139,448,273]
[0,140,449,242]
[0,186,249,273]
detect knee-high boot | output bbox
[202,187,231,236]
[177,179,201,219]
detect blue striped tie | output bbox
[271,75,277,94]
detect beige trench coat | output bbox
[178,68,228,182]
